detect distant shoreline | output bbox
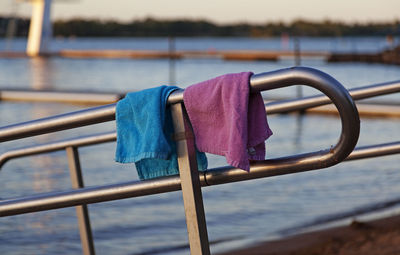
[1,16,399,38]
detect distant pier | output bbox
[0,49,330,61]
[328,45,400,65]
[1,47,398,64]
[1,88,399,118]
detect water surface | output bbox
[0,37,399,255]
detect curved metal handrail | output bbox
[3,76,400,169]
[205,67,360,184]
[0,67,359,143]
[0,67,359,172]
[0,67,360,217]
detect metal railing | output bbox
[1,78,400,168]
[0,89,124,105]
[265,79,400,114]
[1,77,399,144]
[0,67,362,255]
[2,76,400,170]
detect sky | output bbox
[1,0,400,24]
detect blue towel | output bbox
[115,85,207,180]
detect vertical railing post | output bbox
[170,103,210,255]
[65,146,96,255]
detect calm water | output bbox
[0,37,399,255]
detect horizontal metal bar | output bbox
[1,80,398,108]
[1,140,397,217]
[265,80,400,114]
[204,142,400,186]
[0,132,116,168]
[0,104,116,143]
[345,141,400,161]
[0,89,124,105]
[0,176,184,217]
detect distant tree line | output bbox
[1,16,399,37]
[0,17,30,37]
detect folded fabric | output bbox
[115,85,207,180]
[183,72,272,171]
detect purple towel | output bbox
[183,72,273,171]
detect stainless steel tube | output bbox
[345,141,400,161]
[0,131,116,168]
[0,89,123,104]
[171,103,211,255]
[66,146,96,255]
[1,139,399,217]
[265,80,400,114]
[0,104,116,143]
[0,176,184,217]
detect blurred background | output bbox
[0,1,399,254]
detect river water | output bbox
[0,37,399,255]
